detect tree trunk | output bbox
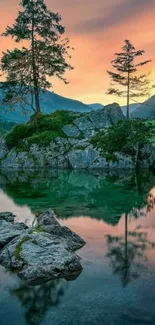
[127,70,130,119]
[31,5,40,114]
[125,213,128,265]
[124,212,128,285]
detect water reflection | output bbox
[12,279,67,325]
[0,169,155,225]
[106,212,155,287]
[1,169,155,324]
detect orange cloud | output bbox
[0,0,155,105]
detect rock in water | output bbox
[0,212,28,248]
[0,209,86,285]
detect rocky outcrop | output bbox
[0,210,86,285]
[1,103,155,170]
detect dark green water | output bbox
[0,169,155,325]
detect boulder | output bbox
[105,103,125,123]
[0,209,86,285]
[37,209,85,251]
[63,125,80,138]
[0,217,26,249]
[68,148,100,169]
[89,110,111,129]
[138,144,155,169]
[0,211,16,223]
[74,116,95,131]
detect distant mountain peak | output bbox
[132,95,155,119]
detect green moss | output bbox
[5,110,83,150]
[104,153,118,162]
[35,225,45,233]
[26,130,65,147]
[14,236,31,260]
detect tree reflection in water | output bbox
[12,279,67,325]
[106,212,155,287]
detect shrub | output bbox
[26,130,65,147]
[91,119,155,157]
[5,110,81,149]
[5,124,34,148]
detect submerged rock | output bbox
[0,209,86,285]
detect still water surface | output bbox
[0,169,155,325]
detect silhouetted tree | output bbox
[1,0,73,114]
[107,40,152,119]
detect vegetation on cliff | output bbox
[91,119,155,158]
[5,110,82,149]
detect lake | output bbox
[0,169,155,325]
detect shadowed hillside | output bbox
[132,95,155,119]
[0,89,92,123]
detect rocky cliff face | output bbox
[0,103,155,170]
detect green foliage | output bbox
[5,110,79,149]
[1,0,73,113]
[91,119,155,157]
[107,40,152,119]
[0,117,16,134]
[5,124,34,148]
[26,130,64,147]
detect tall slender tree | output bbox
[107,40,152,119]
[1,0,73,114]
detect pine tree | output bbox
[107,40,152,119]
[1,0,73,114]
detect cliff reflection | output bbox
[0,169,155,226]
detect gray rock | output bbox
[139,144,155,169]
[0,219,26,248]
[105,103,125,123]
[0,212,16,223]
[83,129,97,138]
[89,153,135,169]
[68,148,100,169]
[18,233,82,284]
[0,209,86,285]
[74,139,90,149]
[89,110,111,129]
[37,210,85,251]
[68,138,79,146]
[74,116,95,131]
[0,137,8,159]
[57,155,70,168]
[41,225,85,251]
[37,209,60,227]
[63,125,80,138]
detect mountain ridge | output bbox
[0,86,154,124]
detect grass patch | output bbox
[14,236,31,260]
[34,225,45,233]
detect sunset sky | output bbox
[0,0,155,105]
